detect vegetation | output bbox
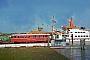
[0,47,69,60]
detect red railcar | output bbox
[10,34,50,43]
[0,40,2,43]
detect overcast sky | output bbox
[0,0,90,33]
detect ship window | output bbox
[11,36,16,38]
[67,35,69,37]
[83,32,85,33]
[75,32,77,33]
[78,32,80,33]
[81,35,83,37]
[86,35,88,37]
[62,35,64,36]
[78,35,80,37]
[84,35,85,37]
[56,35,59,38]
[70,32,72,33]
[75,35,77,37]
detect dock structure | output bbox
[0,43,51,48]
[71,34,86,50]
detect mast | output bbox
[52,16,56,33]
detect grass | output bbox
[0,47,70,60]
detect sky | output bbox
[0,0,90,33]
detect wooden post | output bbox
[80,39,85,50]
[84,39,85,45]
[71,34,73,45]
[48,36,50,47]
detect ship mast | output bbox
[52,16,56,33]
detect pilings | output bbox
[80,39,85,50]
[48,36,50,47]
[71,34,73,45]
[71,34,85,50]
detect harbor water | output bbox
[54,44,90,60]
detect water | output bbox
[54,45,90,60]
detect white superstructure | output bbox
[65,28,90,45]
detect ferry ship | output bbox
[50,16,90,45]
[61,17,90,45]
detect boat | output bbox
[65,27,90,45]
[61,16,90,45]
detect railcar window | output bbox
[28,36,30,38]
[45,35,47,37]
[11,36,16,38]
[18,36,21,38]
[33,35,36,38]
[38,35,40,38]
[42,35,44,38]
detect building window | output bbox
[11,36,16,38]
